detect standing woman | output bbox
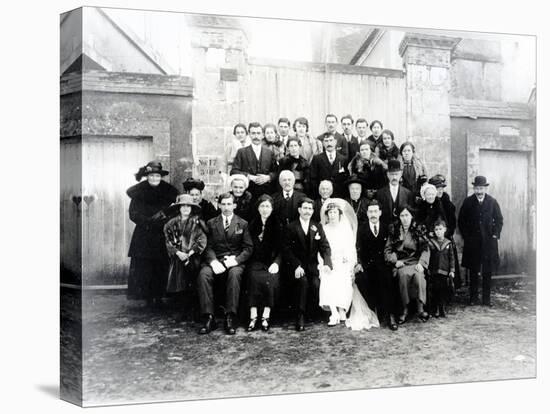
[263,123,286,164]
[416,183,448,236]
[366,120,384,151]
[385,205,430,323]
[126,161,179,308]
[182,177,218,223]
[225,123,251,174]
[164,194,207,319]
[246,195,283,332]
[399,141,428,197]
[278,137,310,195]
[347,141,387,198]
[294,117,323,164]
[429,174,461,288]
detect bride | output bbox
[319,198,379,330]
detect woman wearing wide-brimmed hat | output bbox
[126,161,179,307]
[163,194,207,317]
[182,177,218,223]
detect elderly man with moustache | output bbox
[375,159,414,229]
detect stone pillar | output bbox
[187,16,249,198]
[399,33,460,190]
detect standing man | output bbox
[341,114,360,162]
[272,170,305,227]
[355,200,399,330]
[277,117,292,148]
[317,114,349,162]
[458,176,503,306]
[376,159,414,229]
[197,193,253,335]
[284,198,333,331]
[231,122,277,201]
[310,133,349,198]
[355,118,370,145]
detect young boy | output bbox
[428,219,455,317]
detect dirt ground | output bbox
[65,278,536,406]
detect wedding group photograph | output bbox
[58,5,537,407]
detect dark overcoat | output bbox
[458,194,504,273]
[376,185,414,228]
[127,180,179,258]
[272,190,306,227]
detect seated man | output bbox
[312,180,334,223]
[197,193,253,335]
[283,198,332,331]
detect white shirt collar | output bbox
[476,195,486,203]
[283,189,294,198]
[369,221,379,235]
[299,217,310,234]
[223,214,233,224]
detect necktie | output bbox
[374,224,378,237]
[224,217,230,231]
[285,192,290,200]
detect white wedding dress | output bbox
[319,199,380,331]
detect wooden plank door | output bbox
[60,135,152,285]
[479,149,529,274]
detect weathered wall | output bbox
[399,33,460,188]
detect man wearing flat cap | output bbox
[183,177,218,223]
[458,176,504,306]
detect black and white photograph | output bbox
[57,4,540,407]
[3,1,548,413]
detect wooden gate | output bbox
[479,149,530,274]
[61,135,153,285]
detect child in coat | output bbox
[427,219,455,317]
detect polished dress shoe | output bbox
[225,313,236,335]
[295,313,305,332]
[198,314,217,335]
[247,317,258,332]
[261,317,270,332]
[418,311,429,322]
[389,315,398,331]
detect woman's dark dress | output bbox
[126,180,179,300]
[247,216,283,308]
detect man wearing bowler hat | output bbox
[375,159,414,229]
[458,176,504,306]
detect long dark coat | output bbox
[127,180,179,259]
[416,198,448,235]
[347,153,387,190]
[231,190,254,223]
[376,184,414,228]
[458,194,504,273]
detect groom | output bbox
[283,198,333,331]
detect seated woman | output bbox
[225,123,251,174]
[229,174,254,222]
[182,177,218,223]
[384,205,430,323]
[399,141,428,197]
[278,137,310,195]
[163,194,207,319]
[263,123,286,164]
[246,194,283,332]
[347,141,387,199]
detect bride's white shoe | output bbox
[338,309,347,322]
[328,314,340,326]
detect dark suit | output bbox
[283,219,333,315]
[231,145,277,200]
[356,221,399,322]
[272,190,306,227]
[317,132,349,161]
[458,194,504,304]
[376,185,414,229]
[310,151,349,198]
[343,134,360,162]
[197,214,253,315]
